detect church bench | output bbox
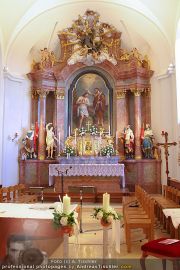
[0,185,38,204]
[168,177,180,190]
[150,185,180,231]
[124,195,155,252]
[123,185,155,252]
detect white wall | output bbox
[151,72,178,184]
[2,73,31,186]
[0,48,4,185]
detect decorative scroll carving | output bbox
[37,89,49,98]
[58,10,121,66]
[116,89,127,99]
[55,89,65,100]
[31,89,39,99]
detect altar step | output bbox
[28,187,131,203]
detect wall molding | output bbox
[3,71,26,83]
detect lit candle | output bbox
[63,194,71,214]
[103,192,110,212]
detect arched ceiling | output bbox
[0,0,180,75]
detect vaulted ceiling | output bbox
[0,0,180,75]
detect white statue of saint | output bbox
[46,123,57,158]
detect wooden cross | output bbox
[157,131,177,181]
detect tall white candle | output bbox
[63,194,71,214]
[108,125,110,136]
[75,129,77,145]
[58,131,61,150]
[69,125,70,136]
[116,131,118,145]
[103,192,110,212]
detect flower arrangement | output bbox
[78,127,86,136]
[89,125,98,136]
[63,145,75,156]
[101,144,115,156]
[53,207,78,229]
[92,207,122,225]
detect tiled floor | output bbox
[50,204,173,269]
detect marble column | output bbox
[37,89,49,160]
[132,88,143,160]
[116,88,128,159]
[145,87,151,125]
[31,89,39,127]
[55,88,65,152]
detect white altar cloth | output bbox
[49,163,125,188]
[0,203,77,219]
[163,208,180,229]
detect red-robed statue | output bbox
[93,88,106,126]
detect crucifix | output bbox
[157,131,177,181]
[86,121,91,131]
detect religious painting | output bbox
[71,73,111,132]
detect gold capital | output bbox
[55,88,65,100]
[37,89,49,98]
[116,89,127,99]
[131,88,144,96]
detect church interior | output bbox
[1,0,180,269]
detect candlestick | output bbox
[63,194,71,214]
[75,129,77,144]
[116,131,118,145]
[58,132,61,152]
[108,125,110,136]
[103,192,110,212]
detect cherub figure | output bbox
[50,51,56,67]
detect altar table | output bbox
[49,163,125,190]
[0,203,77,260]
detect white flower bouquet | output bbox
[89,125,98,136]
[100,144,115,156]
[78,127,86,136]
[92,207,122,226]
[63,146,75,156]
[53,205,78,229]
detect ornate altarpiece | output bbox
[19,10,161,195]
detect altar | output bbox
[19,10,161,196]
[49,162,125,197]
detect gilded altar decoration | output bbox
[31,48,57,71]
[63,125,115,156]
[58,10,119,66]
